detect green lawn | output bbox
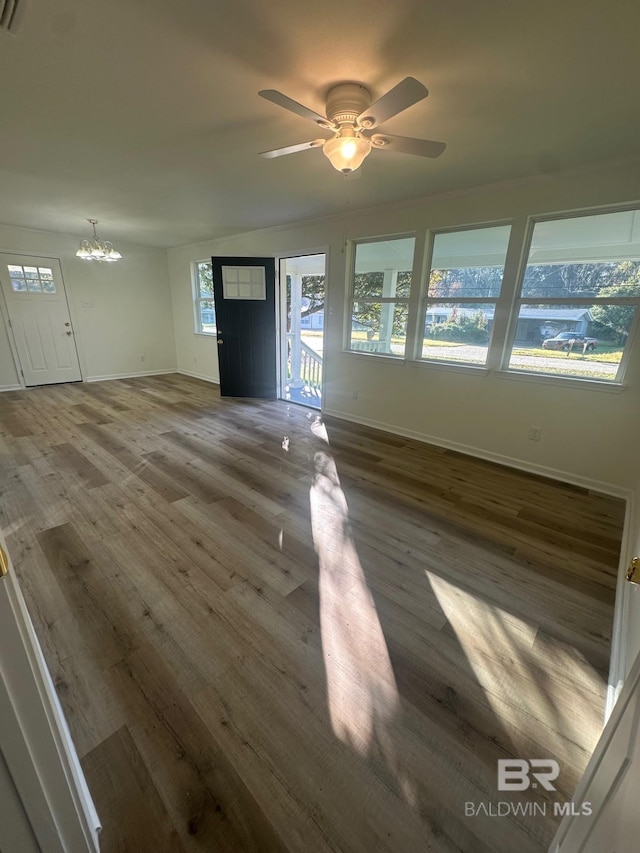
[512,345,623,364]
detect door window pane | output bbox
[10,274,26,292]
[6,264,56,294]
[222,266,266,300]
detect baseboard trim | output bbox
[176,369,220,385]
[0,384,22,392]
[85,369,176,383]
[321,405,632,501]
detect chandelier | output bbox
[75,219,122,262]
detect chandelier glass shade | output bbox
[76,219,122,262]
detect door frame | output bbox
[276,247,329,405]
[0,253,82,389]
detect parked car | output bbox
[542,332,597,352]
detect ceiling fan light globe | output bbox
[323,134,371,173]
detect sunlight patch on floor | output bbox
[427,571,604,760]
[310,440,415,804]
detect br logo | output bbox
[498,759,560,791]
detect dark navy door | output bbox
[211,256,277,398]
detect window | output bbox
[348,236,415,357]
[8,264,56,294]
[421,225,511,366]
[507,210,640,382]
[193,261,215,334]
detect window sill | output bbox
[495,369,626,393]
[194,331,217,338]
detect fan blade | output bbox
[259,90,331,127]
[259,139,326,159]
[370,133,446,158]
[357,77,429,129]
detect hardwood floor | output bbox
[0,374,625,852]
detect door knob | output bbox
[66,331,72,336]
[217,340,224,345]
[64,322,70,327]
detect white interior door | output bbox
[0,254,81,386]
[550,641,640,852]
[0,533,100,852]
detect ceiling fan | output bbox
[258,77,446,175]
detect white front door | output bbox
[0,254,82,386]
[0,534,100,852]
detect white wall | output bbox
[167,158,640,495]
[0,223,176,386]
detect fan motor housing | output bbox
[325,83,371,126]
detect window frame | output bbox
[502,208,640,385]
[192,260,216,336]
[417,222,513,368]
[345,233,417,359]
[7,263,57,294]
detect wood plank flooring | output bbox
[0,374,626,852]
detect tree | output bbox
[428,266,503,298]
[300,275,326,319]
[350,271,412,337]
[427,306,489,344]
[197,261,214,296]
[590,276,640,344]
[522,260,640,298]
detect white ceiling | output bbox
[1,0,639,250]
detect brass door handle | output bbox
[217,340,224,346]
[65,322,70,327]
[0,546,8,578]
[66,331,72,336]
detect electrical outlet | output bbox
[352,390,359,400]
[528,426,542,441]
[140,355,146,363]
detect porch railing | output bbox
[288,334,323,392]
[300,340,323,391]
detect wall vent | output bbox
[0,0,26,34]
